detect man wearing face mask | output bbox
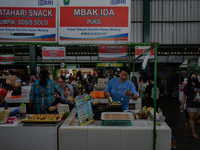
[180,72,200,140]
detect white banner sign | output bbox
[58,0,131,44]
[135,46,155,60]
[0,0,57,43]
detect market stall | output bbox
[0,121,63,150]
[59,108,171,150]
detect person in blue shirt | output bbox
[29,69,63,114]
[104,67,138,110]
[0,88,9,107]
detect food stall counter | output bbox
[0,118,63,150]
[59,108,171,150]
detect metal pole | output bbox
[128,45,131,68]
[143,0,150,43]
[199,58,200,75]
[128,45,131,80]
[13,45,15,69]
[52,61,55,79]
[133,46,135,82]
[65,63,66,83]
[153,44,158,150]
[179,67,181,84]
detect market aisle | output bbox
[160,98,200,150]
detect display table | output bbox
[0,121,63,150]
[59,108,171,150]
[5,95,29,103]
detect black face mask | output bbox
[191,78,198,83]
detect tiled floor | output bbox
[160,98,200,150]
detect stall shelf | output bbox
[0,121,63,150]
[92,98,141,110]
[5,97,141,110]
[59,108,171,150]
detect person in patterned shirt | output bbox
[29,69,63,114]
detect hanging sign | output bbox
[0,0,57,43]
[98,45,127,61]
[135,46,155,60]
[0,55,14,64]
[188,57,199,72]
[42,46,65,59]
[58,0,131,44]
[96,62,123,67]
[67,65,76,69]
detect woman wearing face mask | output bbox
[48,84,75,113]
[180,72,200,140]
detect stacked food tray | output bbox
[20,114,62,126]
[101,112,133,126]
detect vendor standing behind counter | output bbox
[104,67,138,110]
[29,69,63,114]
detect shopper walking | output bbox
[145,75,163,111]
[132,76,139,95]
[139,74,149,107]
[29,69,63,114]
[180,72,200,140]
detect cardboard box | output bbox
[10,82,20,87]
[21,86,31,94]
[0,75,17,85]
[7,75,17,83]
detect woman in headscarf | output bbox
[29,69,63,114]
[48,84,75,113]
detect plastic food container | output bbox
[58,104,69,114]
[101,112,133,126]
[91,91,104,98]
[0,113,10,123]
[101,112,134,120]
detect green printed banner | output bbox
[188,57,198,72]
